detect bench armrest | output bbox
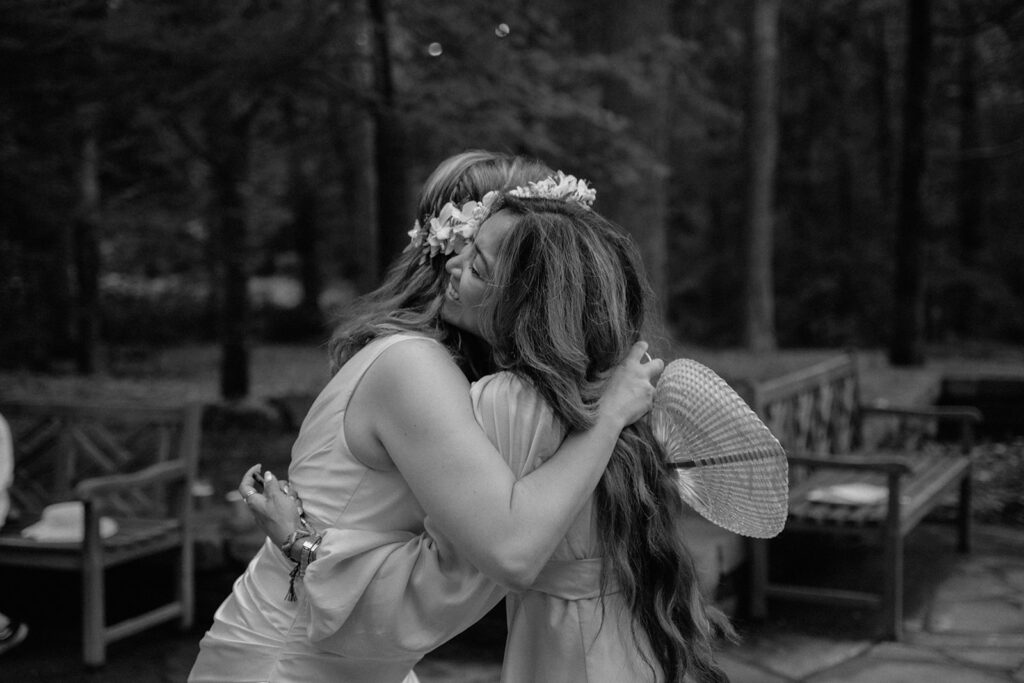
[860,404,982,452]
[860,405,982,423]
[788,453,912,475]
[75,460,189,500]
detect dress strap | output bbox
[528,558,618,601]
[331,333,441,413]
[291,333,443,470]
[354,333,438,374]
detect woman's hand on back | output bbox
[597,341,664,430]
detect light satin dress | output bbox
[190,334,503,682]
[297,359,659,681]
[467,372,659,682]
[192,332,657,682]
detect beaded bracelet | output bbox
[308,536,322,562]
[280,528,312,563]
[298,535,322,573]
[280,527,323,602]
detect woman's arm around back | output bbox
[355,338,660,588]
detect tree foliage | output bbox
[1,0,1022,386]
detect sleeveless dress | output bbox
[190,334,504,683]
[292,370,659,682]
[469,373,658,682]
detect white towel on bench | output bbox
[807,483,888,506]
[21,501,118,542]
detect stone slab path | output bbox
[715,525,1024,683]
[1,525,1020,682]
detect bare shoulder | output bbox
[348,336,473,457]
[364,336,470,403]
[354,336,486,462]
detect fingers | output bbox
[647,357,665,384]
[263,469,285,500]
[626,340,664,384]
[238,464,262,502]
[625,340,650,364]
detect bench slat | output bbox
[787,454,969,530]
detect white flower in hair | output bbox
[405,172,597,264]
[407,221,424,249]
[405,190,501,263]
[508,171,597,208]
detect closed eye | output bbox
[468,248,488,280]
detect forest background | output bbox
[1,0,1021,400]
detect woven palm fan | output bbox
[651,359,789,538]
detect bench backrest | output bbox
[749,354,862,457]
[0,400,201,520]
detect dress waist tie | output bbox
[528,558,618,601]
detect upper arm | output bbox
[470,373,566,478]
[360,341,521,564]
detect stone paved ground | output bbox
[2,524,1021,682]
[715,524,1024,683]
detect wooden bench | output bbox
[746,354,981,640]
[0,400,201,666]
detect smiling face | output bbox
[441,209,517,341]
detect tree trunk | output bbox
[835,9,857,252]
[582,0,672,321]
[206,108,253,400]
[368,0,410,275]
[284,101,323,330]
[336,110,378,291]
[953,0,983,336]
[74,116,101,374]
[217,173,250,400]
[956,14,981,263]
[890,0,932,366]
[290,155,323,330]
[873,11,896,211]
[744,0,781,352]
[333,0,379,291]
[50,178,77,368]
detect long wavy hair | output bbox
[326,150,552,377]
[481,196,736,683]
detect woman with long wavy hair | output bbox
[482,195,735,682]
[246,191,735,682]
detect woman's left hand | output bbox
[596,340,664,429]
[238,464,305,547]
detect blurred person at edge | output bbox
[0,413,30,657]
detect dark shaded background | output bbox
[1,0,1022,399]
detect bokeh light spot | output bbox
[427,42,443,57]
[495,23,510,38]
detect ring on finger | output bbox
[242,488,258,502]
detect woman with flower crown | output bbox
[189,150,664,682]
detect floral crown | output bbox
[405,171,596,263]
